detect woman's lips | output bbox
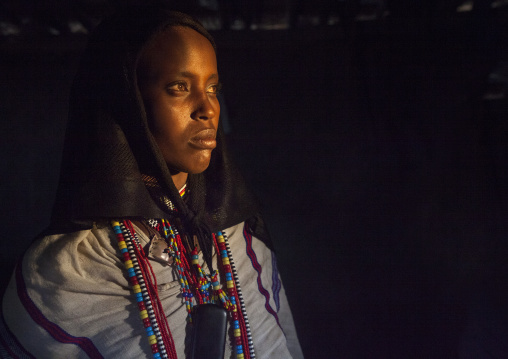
[189,129,217,149]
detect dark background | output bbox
[1,0,508,357]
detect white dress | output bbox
[1,221,303,359]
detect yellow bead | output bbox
[217,235,225,243]
[222,257,230,265]
[148,334,157,345]
[191,259,199,265]
[111,221,120,227]
[132,284,141,293]
[227,281,234,289]
[124,260,133,269]
[237,354,245,359]
[234,329,241,337]
[140,310,148,319]
[118,241,127,250]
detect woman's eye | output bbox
[207,83,222,95]
[167,82,188,93]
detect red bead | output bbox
[236,337,243,345]
[123,252,131,261]
[138,302,146,311]
[223,265,231,272]
[231,312,239,320]
[151,344,159,353]
[143,317,151,327]
[130,276,139,285]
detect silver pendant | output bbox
[148,235,173,265]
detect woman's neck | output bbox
[171,171,188,190]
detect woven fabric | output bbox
[2,223,303,358]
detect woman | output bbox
[1,7,303,359]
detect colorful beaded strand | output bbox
[123,222,172,359]
[123,221,176,359]
[122,221,170,358]
[124,221,176,358]
[112,221,167,359]
[221,231,256,358]
[113,221,177,359]
[144,218,252,358]
[214,231,250,359]
[160,219,197,320]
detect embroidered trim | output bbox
[271,251,282,313]
[242,225,282,329]
[15,263,104,359]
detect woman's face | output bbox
[138,26,220,178]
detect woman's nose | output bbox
[191,92,218,121]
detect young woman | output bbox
[1,7,303,359]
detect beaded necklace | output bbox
[112,220,176,359]
[111,184,256,358]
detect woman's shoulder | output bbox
[1,222,138,358]
[25,222,117,264]
[20,222,124,292]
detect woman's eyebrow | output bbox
[177,71,219,81]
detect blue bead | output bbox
[121,248,128,253]
[221,250,227,257]
[153,353,161,359]
[234,322,240,329]
[236,345,243,354]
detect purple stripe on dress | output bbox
[243,224,282,329]
[271,252,282,312]
[15,263,104,359]
[0,308,36,359]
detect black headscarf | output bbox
[50,7,272,265]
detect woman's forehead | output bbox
[145,26,214,55]
[138,26,217,81]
